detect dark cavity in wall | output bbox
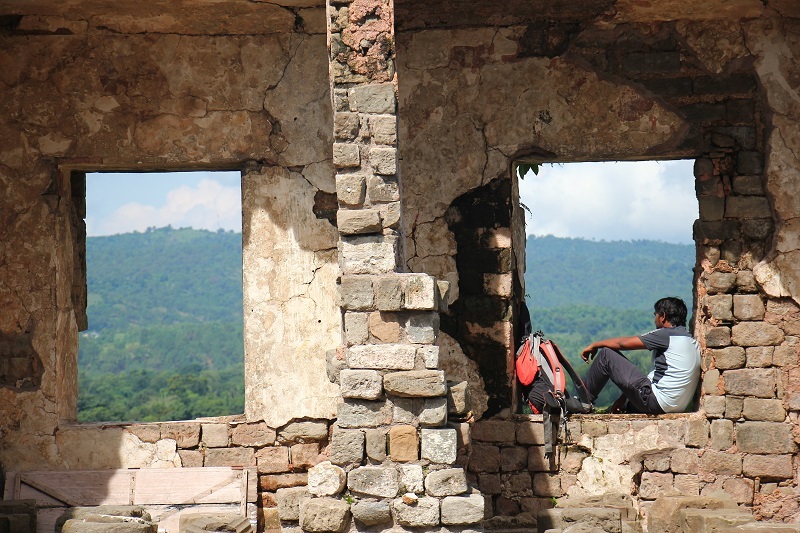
[444,178,515,417]
[0,324,43,391]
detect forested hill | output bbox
[525,235,695,311]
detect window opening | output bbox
[517,160,699,410]
[77,171,244,422]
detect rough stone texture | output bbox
[347,344,416,370]
[307,461,346,497]
[392,496,440,527]
[351,500,391,526]
[421,428,458,464]
[276,487,311,522]
[736,422,797,453]
[398,464,424,493]
[383,370,447,397]
[440,493,485,525]
[330,428,365,465]
[424,468,468,497]
[389,425,419,462]
[339,369,383,400]
[347,466,400,498]
[742,398,786,421]
[278,421,329,444]
[364,428,387,462]
[732,322,785,346]
[647,495,738,533]
[723,368,776,397]
[201,424,229,448]
[710,347,746,370]
[299,498,351,533]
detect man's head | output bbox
[654,297,688,328]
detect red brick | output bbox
[291,443,321,470]
[256,446,290,474]
[259,473,308,491]
[232,422,276,447]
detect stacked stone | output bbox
[311,0,483,530]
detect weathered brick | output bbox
[505,472,532,494]
[472,420,516,443]
[686,417,710,447]
[389,425,418,462]
[726,196,770,219]
[706,327,731,348]
[338,399,392,428]
[383,370,446,397]
[732,322,784,346]
[398,464,424,493]
[737,151,763,174]
[374,275,403,311]
[736,270,759,292]
[128,424,160,443]
[722,477,754,504]
[307,461,346,497]
[644,453,671,472]
[742,454,794,480]
[344,312,369,345]
[348,84,395,114]
[348,466,399,498]
[330,428,365,465]
[700,451,742,475]
[419,396,447,427]
[261,473,308,492]
[178,449,203,467]
[407,312,440,344]
[703,369,721,395]
[710,347,745,370]
[339,275,374,311]
[421,428,458,464]
[468,444,500,473]
[299,497,351,532]
[256,446,291,473]
[733,294,765,320]
[425,468,468,497]
[746,346,773,367]
[370,146,396,175]
[333,111,359,140]
[367,311,401,342]
[161,422,201,448]
[742,398,786,422]
[276,486,310,521]
[447,381,468,415]
[201,423,229,448]
[726,396,743,419]
[674,474,700,496]
[232,422,276,447]
[702,395,726,418]
[404,274,437,310]
[707,294,733,321]
[339,234,398,275]
[670,448,699,474]
[205,447,255,467]
[336,173,366,206]
[291,443,321,469]
[706,272,737,294]
[479,473,502,494]
[340,369,383,400]
[639,472,674,500]
[441,493,484,525]
[711,419,734,450]
[368,115,397,145]
[364,428,387,462]
[773,343,799,367]
[278,420,329,443]
[736,422,797,453]
[723,368,775,397]
[500,446,528,472]
[337,208,381,234]
[392,496,439,527]
[366,174,399,202]
[332,142,360,168]
[347,344,415,370]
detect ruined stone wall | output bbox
[0,4,340,480]
[396,10,799,524]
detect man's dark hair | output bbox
[654,297,688,327]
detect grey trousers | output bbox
[584,347,664,414]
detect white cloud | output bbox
[87,179,242,236]
[518,160,697,244]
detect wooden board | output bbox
[4,467,257,533]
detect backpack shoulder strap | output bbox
[548,339,593,405]
[539,340,566,394]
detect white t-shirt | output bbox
[638,326,701,413]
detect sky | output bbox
[87,160,698,243]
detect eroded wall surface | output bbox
[0,3,339,475]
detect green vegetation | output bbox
[524,235,696,407]
[78,227,244,422]
[77,227,696,421]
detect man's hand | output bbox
[580,344,596,363]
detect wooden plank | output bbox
[133,468,246,505]
[17,471,133,506]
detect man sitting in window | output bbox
[580,297,701,414]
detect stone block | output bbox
[398,464,424,493]
[392,496,439,527]
[723,368,775,397]
[348,84,395,114]
[682,509,754,532]
[505,471,533,494]
[419,397,448,427]
[722,478,754,505]
[392,397,423,424]
[742,398,786,421]
[178,450,203,467]
[259,473,307,492]
[339,234,398,275]
[500,446,529,472]
[205,448,254,467]
[711,419,734,450]
[472,420,516,443]
[389,425,418,462]
[425,468,468,497]
[348,466,399,498]
[707,294,733,321]
[670,448,699,474]
[468,444,500,473]
[706,272,737,294]
[421,428,458,464]
[700,197,725,221]
[447,381,469,415]
[336,173,366,207]
[307,461,346,497]
[742,454,793,480]
[702,395,726,418]
[368,310,401,343]
[256,446,290,474]
[686,418,710,446]
[736,270,759,292]
[441,493,485,525]
[276,487,310,521]
[384,370,446,397]
[418,345,439,369]
[700,450,742,475]
[726,196,770,219]
[347,344,415,370]
[734,295,765,320]
[351,500,391,526]
[407,312,440,344]
[337,209,381,234]
[374,276,403,310]
[364,428,387,462]
[478,473,501,494]
[277,421,328,443]
[344,312,369,346]
[339,275,374,310]
[736,422,797,453]
[706,327,731,347]
[291,443,321,469]
[773,343,798,367]
[340,369,383,400]
[231,422,276,447]
[533,473,561,497]
[726,396,744,419]
[329,428,365,465]
[369,115,397,145]
[366,174,399,202]
[332,142,360,168]
[737,151,763,174]
[647,495,738,533]
[299,498,351,533]
[201,424,229,448]
[127,424,160,444]
[538,508,622,533]
[703,369,721,395]
[732,322,785,346]
[674,474,700,496]
[710,347,746,370]
[404,274,438,310]
[369,146,396,175]
[333,111,359,140]
[746,346,774,367]
[639,472,674,500]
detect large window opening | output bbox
[518,160,699,410]
[77,171,244,423]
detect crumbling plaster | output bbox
[0,7,337,471]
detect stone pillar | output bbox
[309,0,483,530]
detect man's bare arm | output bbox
[580,336,647,362]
